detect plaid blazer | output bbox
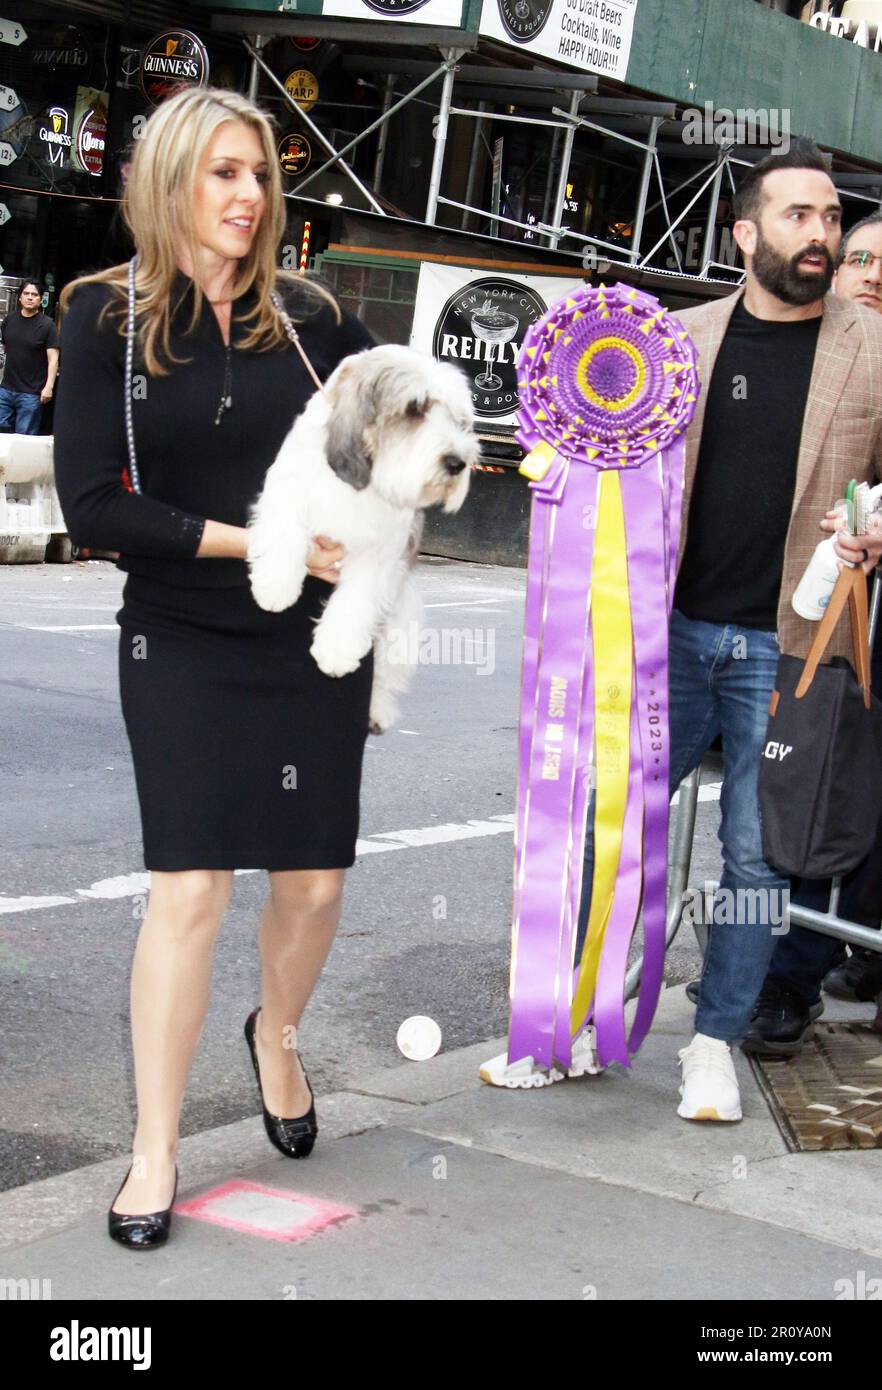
[674,289,882,659]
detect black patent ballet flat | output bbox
[245,1008,318,1159]
[108,1164,178,1250]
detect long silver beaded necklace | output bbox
[214,334,233,426]
[124,256,143,494]
[210,290,235,426]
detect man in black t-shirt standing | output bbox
[0,280,59,434]
[578,139,882,1123]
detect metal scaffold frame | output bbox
[230,21,882,286]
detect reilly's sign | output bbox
[411,265,582,423]
[140,31,209,106]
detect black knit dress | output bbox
[53,276,375,871]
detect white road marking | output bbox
[422,601,506,611]
[19,623,117,632]
[671,781,722,805]
[362,814,515,849]
[0,894,76,915]
[0,814,518,916]
[77,872,149,899]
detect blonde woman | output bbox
[54,87,375,1249]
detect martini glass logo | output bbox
[496,0,553,43]
[471,299,520,392]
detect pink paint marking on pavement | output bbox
[175,1179,356,1243]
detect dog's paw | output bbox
[310,625,365,677]
[368,688,400,734]
[249,561,303,614]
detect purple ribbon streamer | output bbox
[509,464,597,1070]
[589,693,644,1066]
[619,444,685,1055]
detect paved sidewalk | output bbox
[2,986,880,1301]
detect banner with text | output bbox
[478,0,638,79]
[411,263,582,423]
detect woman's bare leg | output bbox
[111,869,234,1214]
[253,869,345,1117]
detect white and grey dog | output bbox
[247,344,478,732]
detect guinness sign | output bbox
[432,276,547,418]
[33,45,89,68]
[39,106,72,168]
[140,30,209,106]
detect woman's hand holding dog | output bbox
[307,535,345,584]
[200,523,344,584]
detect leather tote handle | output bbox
[795,563,871,707]
[848,561,872,709]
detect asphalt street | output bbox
[0,557,716,1193]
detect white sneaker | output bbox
[677,1032,743,1122]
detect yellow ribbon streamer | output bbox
[570,469,633,1033]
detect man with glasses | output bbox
[0,280,59,434]
[743,211,882,1055]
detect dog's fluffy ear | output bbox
[404,393,430,421]
[325,357,374,491]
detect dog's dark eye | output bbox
[405,398,428,419]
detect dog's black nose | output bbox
[443,455,467,475]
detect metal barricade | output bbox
[650,573,882,988]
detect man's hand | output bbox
[821,508,882,573]
[307,534,345,584]
[40,385,53,404]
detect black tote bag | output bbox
[759,564,882,879]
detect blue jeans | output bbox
[577,608,789,1043]
[0,386,42,434]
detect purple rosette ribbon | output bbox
[508,283,699,1072]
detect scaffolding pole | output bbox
[461,99,487,232]
[241,38,386,216]
[698,149,727,277]
[247,34,265,103]
[630,116,660,262]
[372,74,395,192]
[425,50,463,227]
[547,91,581,252]
[295,62,450,198]
[637,160,728,269]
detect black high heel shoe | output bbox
[108,1164,178,1250]
[244,1008,318,1159]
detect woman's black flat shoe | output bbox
[108,1164,178,1250]
[245,1008,318,1159]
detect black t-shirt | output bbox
[0,310,59,393]
[674,299,822,630]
